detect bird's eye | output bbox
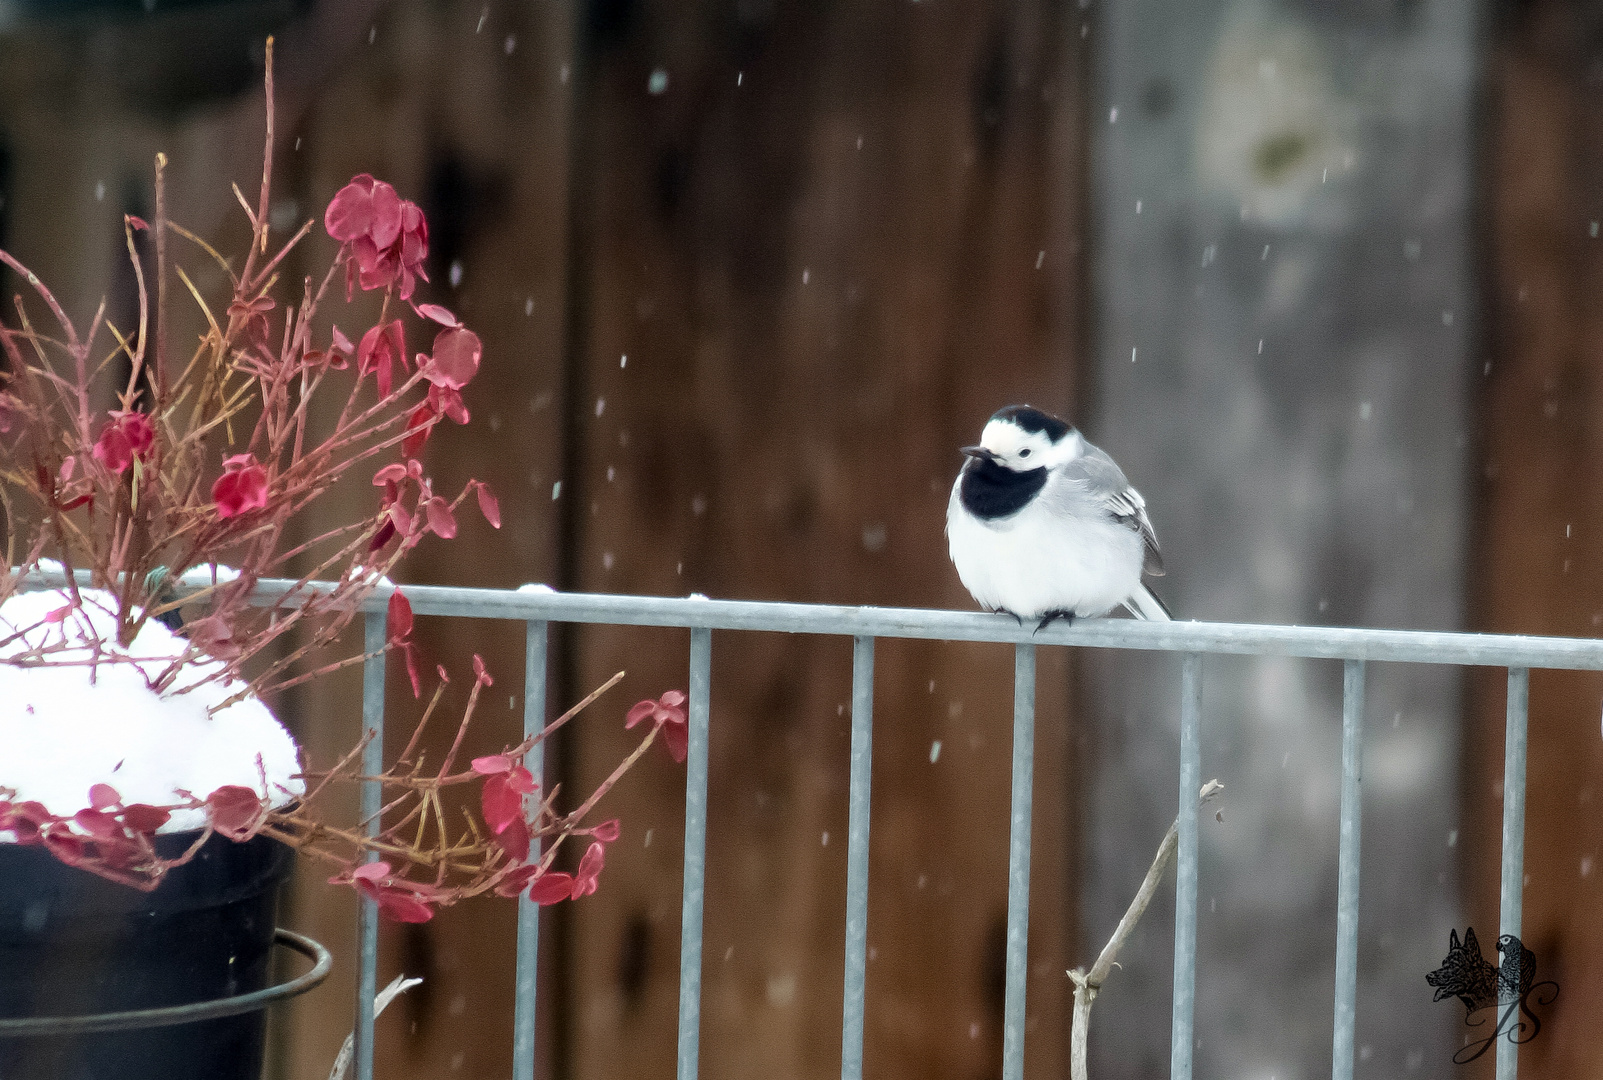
[1019,448,1031,458]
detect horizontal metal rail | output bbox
[201,578,1603,668]
[27,570,1603,667]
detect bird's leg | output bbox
[1035,610,1075,634]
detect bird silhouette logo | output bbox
[1426,927,1558,1063]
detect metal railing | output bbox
[268,581,1603,1080]
[12,571,1592,1078]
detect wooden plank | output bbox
[1472,6,1603,1075]
[558,2,1085,1077]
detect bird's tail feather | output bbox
[1125,583,1172,622]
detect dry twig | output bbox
[1067,779,1225,1080]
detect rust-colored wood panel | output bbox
[277,3,578,1079]
[559,2,1086,1078]
[1474,4,1603,1077]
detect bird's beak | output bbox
[961,445,998,463]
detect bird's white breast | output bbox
[946,477,1144,618]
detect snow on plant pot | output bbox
[0,38,683,1076]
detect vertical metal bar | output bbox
[355,610,387,1080]
[841,637,876,1080]
[1170,653,1202,1080]
[1001,642,1036,1080]
[1497,668,1530,1080]
[1332,659,1366,1080]
[512,621,548,1080]
[677,628,713,1080]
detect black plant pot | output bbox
[0,831,292,1080]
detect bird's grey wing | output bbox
[1068,447,1164,576]
[1107,487,1164,576]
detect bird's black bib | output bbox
[959,459,1047,520]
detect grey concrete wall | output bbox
[1082,1,1479,1076]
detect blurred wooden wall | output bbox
[0,2,1091,1079]
[16,0,1603,1078]
[1473,1,1603,1076]
[556,3,1087,1079]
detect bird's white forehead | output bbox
[980,418,1080,460]
[980,419,1041,451]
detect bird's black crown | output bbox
[991,405,1071,442]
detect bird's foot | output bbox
[1035,610,1075,634]
[994,608,1025,627]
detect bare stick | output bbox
[327,974,422,1080]
[1068,779,1225,1080]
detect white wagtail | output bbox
[946,405,1171,629]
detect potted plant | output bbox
[0,40,685,1080]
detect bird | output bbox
[1496,934,1536,1005]
[946,405,1170,629]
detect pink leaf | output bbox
[571,842,605,898]
[88,783,121,810]
[121,804,170,835]
[402,403,435,458]
[474,482,501,528]
[472,653,492,686]
[182,614,240,661]
[43,605,71,624]
[505,764,536,795]
[357,321,405,399]
[369,180,403,250]
[126,215,149,232]
[205,785,265,840]
[493,864,541,898]
[42,829,89,864]
[352,860,392,882]
[626,691,690,763]
[528,873,573,905]
[353,235,390,279]
[91,412,154,475]
[662,717,689,764]
[481,774,522,835]
[3,801,50,844]
[400,202,428,266]
[421,328,481,390]
[73,808,119,838]
[471,754,513,775]
[368,520,397,553]
[426,383,470,425]
[387,590,414,642]
[372,463,409,486]
[212,457,268,518]
[591,818,621,843]
[324,175,376,242]
[424,497,457,539]
[375,888,435,923]
[413,303,460,327]
[495,815,531,862]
